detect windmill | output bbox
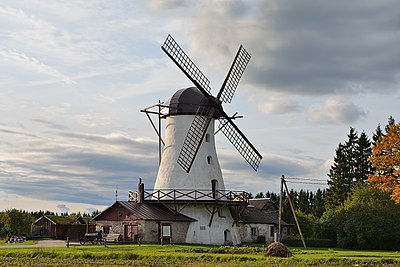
[161,34,262,174]
[139,35,263,244]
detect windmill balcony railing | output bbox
[128,189,250,204]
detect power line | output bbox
[285,177,327,182]
[285,181,327,185]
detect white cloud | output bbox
[251,93,301,115]
[0,190,106,213]
[0,48,75,84]
[307,97,366,124]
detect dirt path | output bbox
[0,240,67,248]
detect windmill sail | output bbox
[178,106,213,173]
[162,34,212,96]
[218,117,262,171]
[217,45,251,104]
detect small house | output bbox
[93,201,196,244]
[235,198,291,243]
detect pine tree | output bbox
[373,124,384,144]
[325,143,349,210]
[312,189,325,218]
[385,116,395,132]
[254,192,265,198]
[298,190,309,213]
[355,131,372,184]
[325,127,359,210]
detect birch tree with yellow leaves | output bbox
[368,121,400,203]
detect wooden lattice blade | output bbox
[177,106,213,173]
[162,34,212,98]
[217,45,251,104]
[218,116,262,171]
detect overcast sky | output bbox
[1,0,399,214]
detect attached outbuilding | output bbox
[93,201,196,244]
[234,198,291,243]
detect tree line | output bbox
[252,116,400,249]
[0,209,99,238]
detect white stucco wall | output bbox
[171,203,240,245]
[154,115,225,195]
[237,223,276,243]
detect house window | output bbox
[103,226,110,235]
[207,156,212,164]
[251,227,257,236]
[205,134,210,142]
[162,225,171,237]
[270,226,275,237]
[200,226,206,230]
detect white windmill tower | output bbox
[139,35,262,245]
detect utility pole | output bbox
[278,175,284,242]
[158,100,162,165]
[282,177,307,249]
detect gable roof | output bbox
[235,206,289,225]
[93,201,196,222]
[33,214,86,225]
[232,198,291,226]
[249,198,278,211]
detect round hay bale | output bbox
[264,242,292,257]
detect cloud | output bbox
[147,0,191,10]
[0,125,158,206]
[217,149,326,194]
[251,93,301,115]
[56,204,70,213]
[0,48,75,85]
[185,1,400,96]
[307,97,366,124]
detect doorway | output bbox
[224,229,232,244]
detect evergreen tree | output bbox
[312,189,325,218]
[373,124,384,144]
[325,142,349,210]
[355,131,372,184]
[385,116,395,132]
[254,192,265,198]
[325,127,359,210]
[298,190,309,213]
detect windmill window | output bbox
[207,156,212,164]
[205,134,210,142]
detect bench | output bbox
[104,234,122,242]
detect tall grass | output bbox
[0,244,400,266]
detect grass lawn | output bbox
[0,243,399,266]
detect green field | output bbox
[1,243,400,266]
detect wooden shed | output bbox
[31,214,94,240]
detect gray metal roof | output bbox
[232,205,291,226]
[118,201,196,222]
[165,87,220,117]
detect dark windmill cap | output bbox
[164,87,221,118]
